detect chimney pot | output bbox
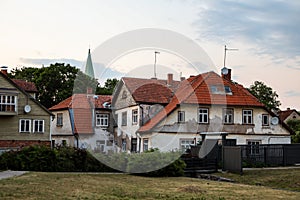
[1,66,8,76]
[167,73,173,85]
[221,67,232,81]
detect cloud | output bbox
[284,90,300,97]
[194,0,300,58]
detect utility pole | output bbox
[154,51,160,78]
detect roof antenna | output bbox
[223,45,238,67]
[154,51,160,78]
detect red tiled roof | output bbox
[49,94,112,111]
[12,79,38,93]
[278,109,300,122]
[122,77,180,104]
[138,71,264,133]
[49,94,112,134]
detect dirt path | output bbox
[0,170,28,180]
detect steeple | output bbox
[85,49,95,78]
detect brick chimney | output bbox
[221,67,231,81]
[167,73,173,85]
[0,66,8,76]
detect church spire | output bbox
[85,49,95,78]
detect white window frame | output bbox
[19,119,31,133]
[198,108,209,123]
[132,109,138,125]
[223,108,234,124]
[56,113,63,126]
[33,120,44,133]
[178,111,185,123]
[122,111,127,126]
[180,139,195,151]
[262,114,269,126]
[96,113,109,127]
[143,138,149,152]
[0,95,17,112]
[247,140,261,155]
[243,109,253,124]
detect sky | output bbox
[0,0,299,110]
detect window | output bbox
[62,140,67,147]
[210,85,232,95]
[262,114,269,126]
[132,109,138,124]
[0,95,17,112]
[143,139,149,152]
[223,108,234,124]
[178,111,185,123]
[180,139,195,151]
[122,112,127,126]
[19,119,31,133]
[122,139,127,152]
[198,108,209,123]
[33,120,44,133]
[56,113,63,126]
[96,140,105,152]
[131,138,137,152]
[96,113,109,127]
[122,91,127,99]
[243,110,253,124]
[247,140,260,155]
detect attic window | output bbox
[122,91,127,99]
[210,85,232,95]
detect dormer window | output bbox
[210,85,232,95]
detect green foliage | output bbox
[0,145,115,172]
[248,81,281,111]
[9,64,118,108]
[287,119,300,143]
[96,78,119,95]
[93,150,186,177]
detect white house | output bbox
[112,68,292,153]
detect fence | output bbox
[239,144,300,167]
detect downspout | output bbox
[69,108,78,148]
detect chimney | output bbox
[167,73,173,85]
[180,77,186,81]
[0,66,8,76]
[86,87,93,94]
[221,67,231,81]
[287,108,290,110]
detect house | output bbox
[112,68,292,153]
[0,66,53,152]
[49,49,116,153]
[278,108,300,123]
[49,93,115,153]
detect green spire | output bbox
[85,49,95,78]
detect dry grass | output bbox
[0,172,300,199]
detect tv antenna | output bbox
[223,45,238,67]
[154,51,160,78]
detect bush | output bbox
[0,145,115,172]
[92,149,186,177]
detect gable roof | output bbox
[278,109,300,122]
[49,94,112,135]
[138,71,264,133]
[12,79,38,93]
[0,72,53,116]
[121,77,180,104]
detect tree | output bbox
[286,119,300,143]
[73,70,99,94]
[96,78,119,95]
[248,81,281,111]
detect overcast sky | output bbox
[0,0,299,110]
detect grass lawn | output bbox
[214,167,300,192]
[0,172,300,200]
